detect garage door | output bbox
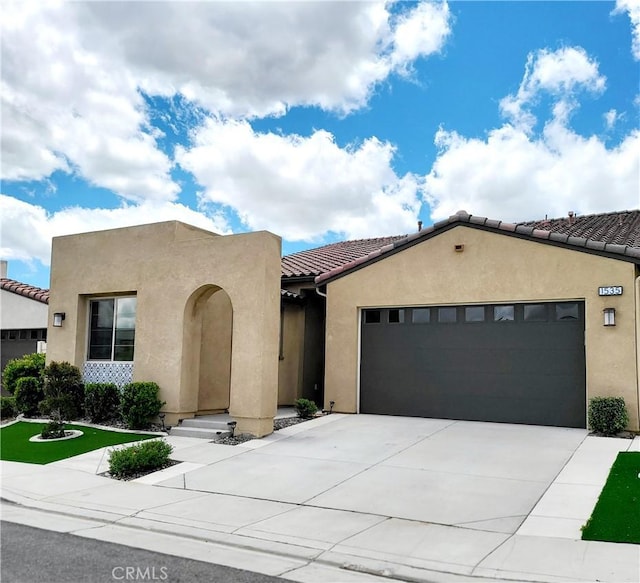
[360,302,586,428]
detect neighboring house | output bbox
[46,210,640,435]
[0,261,49,379]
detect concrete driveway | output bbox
[157,414,586,535]
[3,414,639,582]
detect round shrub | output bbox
[14,376,44,417]
[294,398,318,419]
[588,396,629,436]
[0,396,16,419]
[85,383,121,423]
[121,382,165,429]
[41,361,85,421]
[2,352,46,394]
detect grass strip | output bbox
[0,421,156,464]
[581,451,640,544]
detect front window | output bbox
[88,297,136,361]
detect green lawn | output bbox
[582,451,640,544]
[0,421,157,464]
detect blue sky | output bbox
[1,1,638,289]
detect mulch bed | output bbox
[589,430,636,439]
[215,415,310,446]
[102,459,182,481]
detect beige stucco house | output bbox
[282,209,640,431]
[46,221,281,437]
[316,211,640,430]
[47,209,640,434]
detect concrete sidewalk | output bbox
[1,414,639,583]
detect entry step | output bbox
[179,418,233,431]
[169,426,231,440]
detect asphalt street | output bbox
[1,521,288,583]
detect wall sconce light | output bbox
[603,308,616,327]
[52,312,66,327]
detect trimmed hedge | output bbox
[41,361,85,421]
[2,353,46,395]
[588,396,629,436]
[14,376,44,417]
[108,439,173,479]
[85,383,120,423]
[0,396,16,419]
[121,382,165,429]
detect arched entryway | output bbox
[181,285,233,414]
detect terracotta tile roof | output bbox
[281,235,407,279]
[520,210,640,247]
[0,278,49,304]
[314,209,640,286]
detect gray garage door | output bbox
[360,302,586,428]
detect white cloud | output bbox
[424,125,639,222]
[73,1,451,117]
[0,196,53,264]
[604,109,620,130]
[0,194,229,266]
[424,47,639,222]
[1,1,450,206]
[614,0,640,60]
[1,2,179,201]
[500,47,606,131]
[390,2,452,73]
[176,119,422,241]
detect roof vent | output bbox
[568,211,575,224]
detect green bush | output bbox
[588,397,629,436]
[40,420,66,439]
[0,396,16,419]
[294,398,318,419]
[2,352,46,394]
[41,361,85,421]
[108,439,173,479]
[121,382,165,429]
[14,376,44,417]
[85,383,121,423]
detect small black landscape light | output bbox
[158,413,166,431]
[53,312,66,327]
[228,421,237,437]
[329,400,335,414]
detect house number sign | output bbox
[598,286,623,296]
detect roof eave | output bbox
[315,219,640,286]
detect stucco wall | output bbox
[1,290,48,329]
[324,225,639,430]
[198,290,233,412]
[47,221,281,436]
